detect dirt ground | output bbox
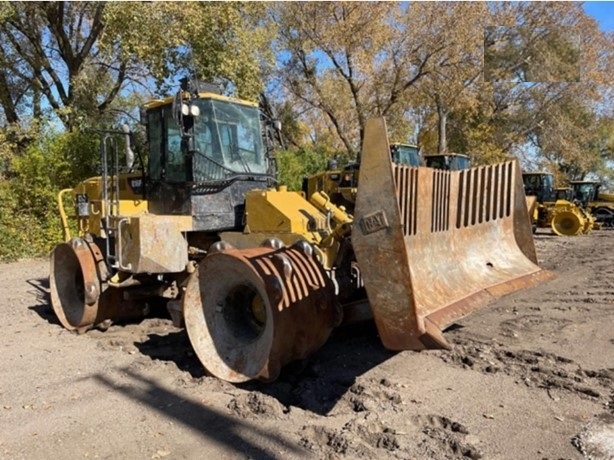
[0,229,613,460]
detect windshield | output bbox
[391,144,420,166]
[191,99,267,181]
[426,156,446,169]
[426,155,471,171]
[574,183,596,201]
[451,156,471,170]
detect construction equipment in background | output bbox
[303,142,420,211]
[49,79,553,383]
[522,172,595,236]
[569,180,614,227]
[424,152,472,171]
[302,148,472,210]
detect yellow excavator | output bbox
[50,78,552,383]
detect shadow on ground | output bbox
[137,321,396,416]
[30,271,396,417]
[94,368,301,459]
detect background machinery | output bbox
[522,172,595,236]
[569,180,614,227]
[303,148,471,211]
[302,142,420,211]
[50,80,552,383]
[424,152,472,171]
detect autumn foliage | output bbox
[0,1,612,260]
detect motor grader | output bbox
[50,80,552,383]
[522,172,595,236]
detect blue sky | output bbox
[583,1,614,31]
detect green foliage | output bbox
[102,2,275,100]
[0,127,100,261]
[275,147,330,191]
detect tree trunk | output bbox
[437,101,448,154]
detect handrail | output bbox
[57,188,73,242]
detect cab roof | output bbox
[423,152,470,159]
[144,92,258,110]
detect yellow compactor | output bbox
[570,180,614,227]
[522,172,595,236]
[50,80,553,382]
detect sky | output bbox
[583,1,614,31]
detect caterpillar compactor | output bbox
[522,172,595,236]
[50,81,552,382]
[302,142,420,211]
[569,180,614,227]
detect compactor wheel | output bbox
[183,241,339,383]
[551,209,584,236]
[580,209,595,234]
[50,238,105,333]
[50,238,150,333]
[582,217,593,234]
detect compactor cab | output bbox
[570,180,614,226]
[424,153,472,171]
[570,180,599,205]
[390,143,421,167]
[522,172,556,203]
[143,79,276,230]
[49,76,553,383]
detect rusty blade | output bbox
[352,118,554,351]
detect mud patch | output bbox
[410,415,481,459]
[299,425,359,457]
[227,391,288,419]
[441,338,614,407]
[572,413,614,459]
[331,378,404,416]
[499,314,573,337]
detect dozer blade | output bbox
[352,118,554,350]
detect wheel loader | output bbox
[50,79,553,383]
[522,172,595,236]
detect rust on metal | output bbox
[50,237,150,333]
[352,118,554,351]
[50,238,104,332]
[183,242,341,383]
[118,214,192,274]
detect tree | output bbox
[0,3,124,130]
[408,2,486,154]
[102,2,275,100]
[444,2,614,170]
[273,2,457,158]
[0,2,276,131]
